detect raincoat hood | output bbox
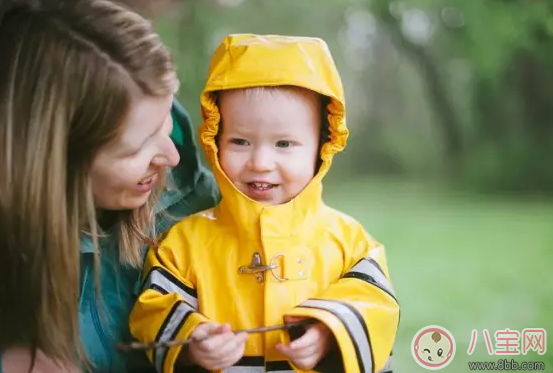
[199,34,348,235]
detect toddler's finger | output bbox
[191,322,219,339]
[235,332,248,342]
[210,332,248,360]
[214,322,232,334]
[196,331,236,353]
[275,343,293,358]
[288,325,321,349]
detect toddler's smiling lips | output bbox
[248,182,275,190]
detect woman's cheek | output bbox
[122,154,151,182]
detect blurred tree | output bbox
[371,0,463,166]
[369,0,553,192]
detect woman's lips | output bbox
[136,173,158,193]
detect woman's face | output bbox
[90,94,180,210]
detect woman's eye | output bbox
[276,140,291,148]
[230,138,249,146]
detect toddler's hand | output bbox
[276,317,333,371]
[184,322,248,371]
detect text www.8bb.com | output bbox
[468,359,545,371]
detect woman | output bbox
[0,0,218,372]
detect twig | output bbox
[116,319,317,351]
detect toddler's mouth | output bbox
[247,182,276,190]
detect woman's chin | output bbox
[124,192,152,209]
[100,192,151,211]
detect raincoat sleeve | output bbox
[129,243,208,373]
[284,227,399,373]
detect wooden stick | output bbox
[116,319,317,351]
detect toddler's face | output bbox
[218,87,321,205]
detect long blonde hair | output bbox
[0,0,178,365]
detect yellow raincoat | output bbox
[130,34,400,373]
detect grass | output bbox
[323,176,553,372]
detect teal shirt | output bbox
[0,101,219,373]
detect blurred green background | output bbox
[125,0,553,371]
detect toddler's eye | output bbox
[230,138,249,146]
[437,348,443,357]
[276,140,291,148]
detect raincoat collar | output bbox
[199,34,348,240]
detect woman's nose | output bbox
[152,142,180,168]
